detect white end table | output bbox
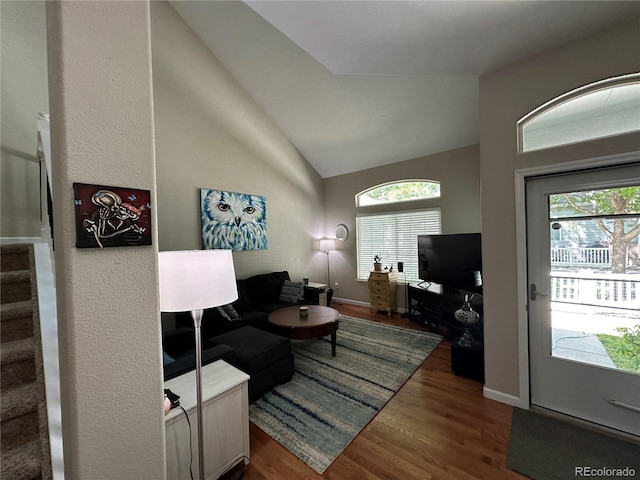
[164,360,250,480]
[305,282,328,305]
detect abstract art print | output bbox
[73,183,152,248]
[201,189,267,251]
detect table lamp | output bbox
[158,249,238,480]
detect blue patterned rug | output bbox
[249,315,442,473]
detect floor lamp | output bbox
[319,239,335,306]
[319,238,335,284]
[158,250,238,480]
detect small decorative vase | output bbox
[374,263,382,271]
[454,294,480,347]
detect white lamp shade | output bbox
[319,239,336,252]
[158,250,238,312]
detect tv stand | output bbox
[407,283,483,341]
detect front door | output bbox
[527,163,640,436]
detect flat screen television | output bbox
[418,233,483,293]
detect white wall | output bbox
[151,1,326,282]
[0,1,49,238]
[46,2,165,478]
[479,17,640,403]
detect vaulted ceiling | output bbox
[170,1,639,178]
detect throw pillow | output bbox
[163,352,175,365]
[217,303,242,322]
[279,280,304,303]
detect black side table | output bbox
[451,341,484,382]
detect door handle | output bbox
[530,283,548,301]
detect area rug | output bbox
[249,315,442,474]
[507,407,640,480]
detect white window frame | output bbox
[518,73,640,153]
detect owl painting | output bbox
[201,189,267,251]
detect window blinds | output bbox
[356,208,441,281]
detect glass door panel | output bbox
[527,166,640,437]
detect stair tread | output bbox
[0,269,30,282]
[1,382,41,422]
[1,244,48,480]
[1,438,42,479]
[0,245,32,274]
[1,337,35,363]
[0,300,33,320]
[0,243,31,255]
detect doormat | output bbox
[507,408,640,479]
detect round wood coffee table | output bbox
[268,305,340,356]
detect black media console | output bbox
[408,283,484,381]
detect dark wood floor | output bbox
[231,303,525,480]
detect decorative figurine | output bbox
[454,294,480,347]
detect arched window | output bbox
[355,180,441,281]
[518,73,640,153]
[356,180,440,207]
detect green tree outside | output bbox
[360,181,440,205]
[551,186,640,274]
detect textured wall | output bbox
[46,2,165,478]
[479,17,640,402]
[323,145,481,306]
[151,1,325,282]
[0,1,49,237]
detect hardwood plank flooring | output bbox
[229,303,525,480]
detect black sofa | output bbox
[162,327,238,380]
[162,325,294,403]
[164,271,307,402]
[175,270,309,338]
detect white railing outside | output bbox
[551,271,639,308]
[551,246,638,269]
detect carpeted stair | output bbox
[1,244,52,480]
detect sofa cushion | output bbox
[217,303,241,321]
[163,343,237,381]
[163,352,175,365]
[210,326,292,374]
[232,279,253,312]
[235,309,269,323]
[279,280,304,303]
[258,302,298,314]
[246,352,294,403]
[163,327,196,359]
[245,271,290,307]
[197,308,269,338]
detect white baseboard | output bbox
[332,298,407,313]
[483,387,528,408]
[332,297,370,308]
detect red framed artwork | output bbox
[73,183,152,248]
